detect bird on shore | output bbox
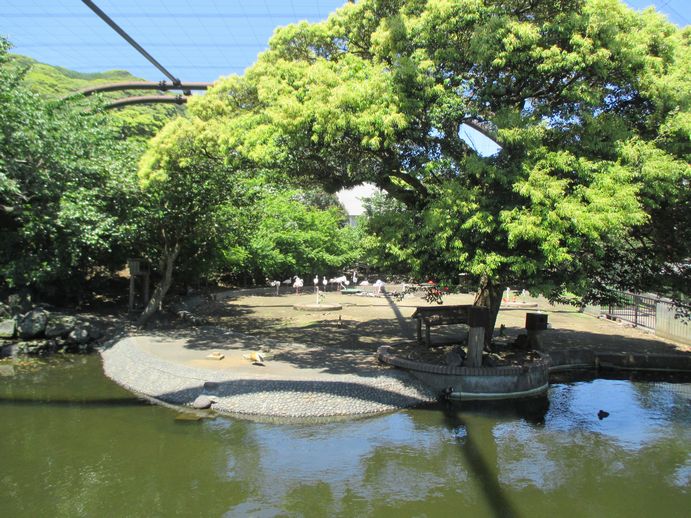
[243,351,266,366]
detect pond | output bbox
[0,356,689,517]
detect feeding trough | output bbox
[293,287,342,311]
[293,303,342,312]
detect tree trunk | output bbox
[473,276,503,350]
[136,242,181,327]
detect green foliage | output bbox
[244,189,359,280]
[0,38,144,297]
[137,117,232,282]
[8,52,183,141]
[176,0,689,302]
[137,114,358,288]
[7,53,139,97]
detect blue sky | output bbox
[0,1,688,84]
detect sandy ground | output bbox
[194,287,690,357]
[98,287,689,418]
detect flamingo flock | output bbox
[268,272,385,296]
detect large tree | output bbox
[157,0,689,343]
[136,113,361,324]
[0,38,143,300]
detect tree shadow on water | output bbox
[436,397,550,518]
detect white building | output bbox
[336,183,379,227]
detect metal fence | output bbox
[597,291,691,345]
[605,292,658,330]
[656,301,691,346]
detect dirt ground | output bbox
[194,287,690,363]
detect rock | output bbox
[68,326,91,344]
[86,324,104,341]
[17,309,48,339]
[513,334,529,349]
[45,315,77,338]
[8,293,33,314]
[0,318,16,339]
[0,303,11,318]
[0,343,19,357]
[483,352,502,367]
[192,395,213,409]
[18,340,50,355]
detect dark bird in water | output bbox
[597,410,610,420]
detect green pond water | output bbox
[0,356,689,518]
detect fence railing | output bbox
[605,292,658,330]
[597,290,690,346]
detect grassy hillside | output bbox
[8,53,185,137]
[9,53,144,97]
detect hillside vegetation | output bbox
[8,53,141,98]
[8,53,184,138]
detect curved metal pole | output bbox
[106,95,188,110]
[62,81,212,100]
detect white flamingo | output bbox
[332,275,347,291]
[374,279,385,295]
[313,275,319,293]
[268,279,281,295]
[322,276,328,291]
[293,276,304,295]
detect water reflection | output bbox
[546,379,690,450]
[0,357,689,517]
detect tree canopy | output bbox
[0,37,357,313]
[3,0,689,333]
[0,38,144,298]
[180,0,688,312]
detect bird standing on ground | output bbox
[293,276,304,295]
[333,275,347,291]
[268,279,281,295]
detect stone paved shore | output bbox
[100,329,436,419]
